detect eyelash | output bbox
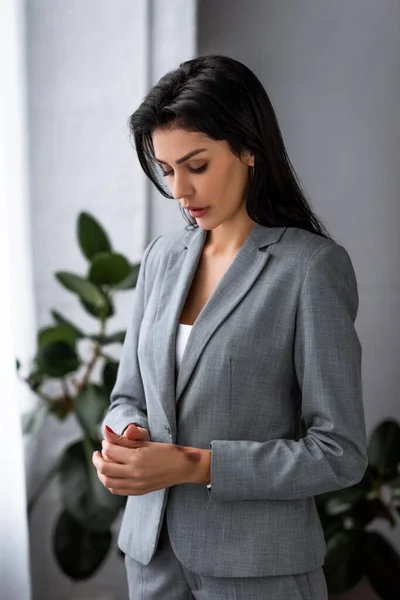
[161,164,208,177]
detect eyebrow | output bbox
[155,148,207,166]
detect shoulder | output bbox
[141,226,195,271]
[277,228,358,315]
[277,227,355,281]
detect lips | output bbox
[188,207,209,218]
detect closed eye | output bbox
[161,164,208,177]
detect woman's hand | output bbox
[101,423,149,464]
[92,426,211,496]
[105,423,150,444]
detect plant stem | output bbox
[76,316,106,394]
[78,344,102,392]
[61,378,70,399]
[70,376,80,393]
[99,351,115,363]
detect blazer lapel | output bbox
[153,227,208,435]
[175,224,286,402]
[153,223,287,432]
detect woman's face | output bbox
[152,128,254,230]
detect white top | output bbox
[176,322,193,372]
[175,322,211,490]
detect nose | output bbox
[171,172,193,201]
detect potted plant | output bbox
[19,212,141,580]
[316,419,400,598]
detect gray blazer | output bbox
[104,223,368,578]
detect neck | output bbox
[205,215,257,256]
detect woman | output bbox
[92,54,368,599]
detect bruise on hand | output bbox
[175,445,201,463]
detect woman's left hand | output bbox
[92,439,209,496]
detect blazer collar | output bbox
[181,221,286,250]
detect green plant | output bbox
[316,419,400,598]
[19,212,141,580]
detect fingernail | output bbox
[105,425,115,434]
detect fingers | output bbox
[104,425,125,443]
[92,451,128,478]
[92,450,145,496]
[104,424,149,447]
[124,423,150,442]
[101,439,144,463]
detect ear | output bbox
[241,151,254,168]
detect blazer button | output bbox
[165,425,172,439]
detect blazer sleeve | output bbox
[102,235,161,436]
[208,242,368,502]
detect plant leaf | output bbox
[38,324,78,348]
[26,364,47,392]
[316,506,343,541]
[22,411,37,434]
[48,398,74,421]
[28,460,61,516]
[368,419,400,471]
[56,272,107,310]
[323,485,368,516]
[323,530,364,595]
[91,330,126,345]
[363,532,400,599]
[389,474,400,493]
[74,385,109,438]
[51,310,85,339]
[80,295,114,320]
[113,263,141,290]
[102,360,119,397]
[351,497,395,528]
[89,252,131,286]
[36,341,80,378]
[53,509,112,580]
[59,440,126,533]
[315,471,371,510]
[22,402,49,435]
[77,212,111,261]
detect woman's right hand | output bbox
[123,423,150,442]
[102,423,150,461]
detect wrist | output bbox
[186,447,211,485]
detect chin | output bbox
[195,214,225,231]
[197,223,214,231]
[199,217,232,231]
[198,222,220,231]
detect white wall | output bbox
[198,0,400,589]
[0,0,33,597]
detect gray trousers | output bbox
[124,517,328,600]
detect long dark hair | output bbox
[129,54,331,239]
